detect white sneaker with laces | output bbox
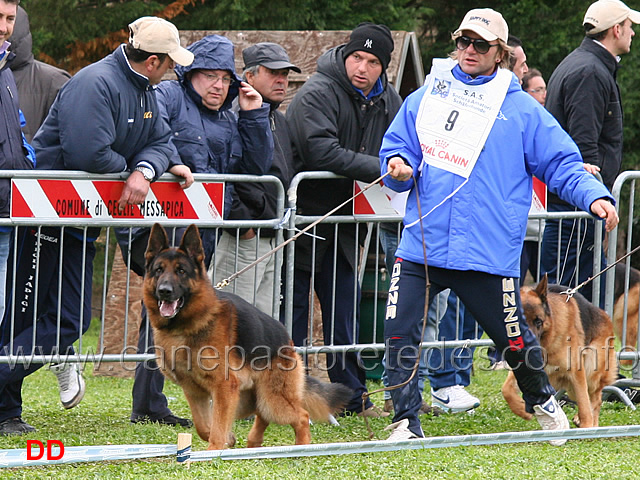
[533,395,570,446]
[50,363,85,409]
[431,385,480,413]
[384,419,420,441]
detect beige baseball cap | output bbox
[584,0,640,34]
[128,16,194,66]
[453,8,509,43]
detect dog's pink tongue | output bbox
[159,300,180,318]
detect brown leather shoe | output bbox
[383,399,394,413]
[358,405,391,418]
[419,400,443,416]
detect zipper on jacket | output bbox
[6,85,12,99]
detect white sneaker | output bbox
[431,385,480,413]
[533,396,570,446]
[384,419,420,441]
[50,363,85,409]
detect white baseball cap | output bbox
[584,0,640,34]
[128,16,194,66]
[453,8,509,43]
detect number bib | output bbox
[416,58,512,178]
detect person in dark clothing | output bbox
[211,42,299,317]
[542,0,638,307]
[285,23,402,417]
[8,6,70,143]
[0,16,193,436]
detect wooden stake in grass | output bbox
[177,432,192,466]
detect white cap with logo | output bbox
[453,8,509,43]
[128,16,194,66]
[584,0,640,34]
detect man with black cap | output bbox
[542,0,639,308]
[211,42,299,316]
[285,23,402,417]
[381,7,617,443]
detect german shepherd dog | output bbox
[613,263,640,366]
[501,275,617,428]
[143,224,351,450]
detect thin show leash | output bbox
[214,171,394,290]
[214,168,428,438]
[560,243,640,301]
[361,171,430,439]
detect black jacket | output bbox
[9,6,70,143]
[229,103,295,236]
[286,45,402,271]
[546,37,622,197]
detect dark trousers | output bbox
[384,260,555,437]
[130,305,170,420]
[541,203,606,307]
[0,228,94,422]
[115,228,170,420]
[290,246,372,413]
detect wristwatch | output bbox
[134,165,154,182]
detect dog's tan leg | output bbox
[501,371,532,420]
[207,375,240,450]
[571,368,594,428]
[246,414,269,448]
[292,409,311,445]
[182,386,213,443]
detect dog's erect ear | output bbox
[180,224,205,266]
[145,223,169,270]
[535,274,548,302]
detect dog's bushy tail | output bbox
[303,376,352,422]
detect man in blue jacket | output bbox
[121,34,273,428]
[380,8,618,443]
[0,16,194,436]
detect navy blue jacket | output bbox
[33,45,172,177]
[0,52,34,218]
[156,35,273,217]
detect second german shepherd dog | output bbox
[613,263,640,366]
[501,275,617,428]
[143,224,351,450]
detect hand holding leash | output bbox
[590,199,618,232]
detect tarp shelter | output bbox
[178,30,426,105]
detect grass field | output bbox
[1,321,640,479]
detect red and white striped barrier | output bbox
[11,179,224,220]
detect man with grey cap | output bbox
[0,16,194,436]
[286,23,402,418]
[542,0,639,308]
[381,7,617,442]
[211,42,299,316]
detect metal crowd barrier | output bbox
[0,168,637,391]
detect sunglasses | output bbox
[456,36,499,55]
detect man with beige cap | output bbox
[542,0,639,309]
[0,16,194,436]
[381,8,618,443]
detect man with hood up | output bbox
[123,34,273,428]
[8,6,70,143]
[285,23,402,417]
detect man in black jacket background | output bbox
[285,23,402,417]
[542,0,638,307]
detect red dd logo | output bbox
[26,440,64,460]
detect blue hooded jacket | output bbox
[156,35,273,177]
[380,63,614,278]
